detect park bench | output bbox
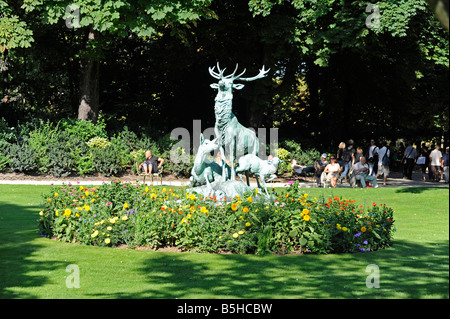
[138,166,164,185]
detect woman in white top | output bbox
[368,139,378,176]
[324,156,341,188]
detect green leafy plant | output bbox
[9,142,37,173]
[38,180,395,255]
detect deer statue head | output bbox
[209,63,270,99]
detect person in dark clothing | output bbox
[340,139,355,184]
[401,141,417,180]
[139,150,164,174]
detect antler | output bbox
[209,63,270,81]
[235,65,270,82]
[209,62,227,80]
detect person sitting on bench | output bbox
[291,159,315,175]
[139,150,164,174]
[352,156,378,188]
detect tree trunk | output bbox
[77,28,99,123]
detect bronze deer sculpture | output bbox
[209,63,270,180]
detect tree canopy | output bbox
[1,0,448,149]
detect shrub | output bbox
[27,120,60,173]
[91,147,122,177]
[9,142,37,173]
[0,151,10,171]
[86,137,111,149]
[60,118,108,142]
[47,132,75,177]
[274,147,290,175]
[38,180,396,254]
[164,147,193,178]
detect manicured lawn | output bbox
[0,184,448,299]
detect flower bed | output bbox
[38,179,395,254]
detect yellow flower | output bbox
[109,218,116,224]
[361,227,367,232]
[85,190,89,196]
[232,233,239,238]
[123,203,129,209]
[104,238,111,244]
[242,207,249,213]
[245,222,251,227]
[54,192,59,197]
[247,197,253,203]
[231,203,238,211]
[76,212,81,218]
[55,210,59,216]
[107,226,112,231]
[46,199,51,202]
[240,215,244,219]
[187,213,192,219]
[150,193,157,200]
[63,209,72,217]
[303,215,310,221]
[342,227,348,232]
[238,230,245,235]
[145,186,149,193]
[83,205,90,211]
[91,230,99,238]
[302,208,310,215]
[189,194,196,200]
[121,215,128,221]
[200,206,208,213]
[181,218,188,224]
[39,211,44,216]
[79,186,83,191]
[92,198,95,203]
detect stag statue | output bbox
[209,63,270,180]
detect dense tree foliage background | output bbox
[1,0,448,150]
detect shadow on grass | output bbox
[395,187,448,194]
[0,204,67,298]
[87,239,449,299]
[1,198,447,299]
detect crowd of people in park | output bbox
[291,139,449,188]
[136,139,449,190]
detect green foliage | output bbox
[0,1,34,52]
[86,137,111,149]
[8,141,37,172]
[47,131,75,177]
[60,118,108,142]
[38,181,396,254]
[273,140,321,175]
[27,120,60,173]
[164,147,194,178]
[0,119,194,177]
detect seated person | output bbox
[291,159,315,175]
[139,150,164,174]
[351,156,378,188]
[314,153,329,187]
[323,156,341,188]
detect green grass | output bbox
[0,185,448,299]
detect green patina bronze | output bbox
[189,63,274,200]
[209,63,269,180]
